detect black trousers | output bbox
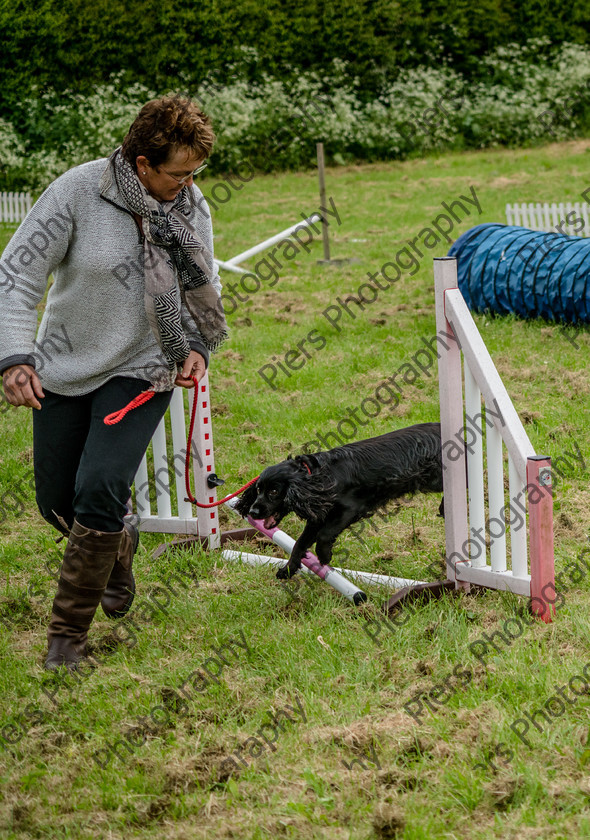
[32,377,173,533]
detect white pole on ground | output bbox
[224,214,322,266]
[214,259,248,275]
[221,550,426,589]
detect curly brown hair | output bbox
[121,95,215,169]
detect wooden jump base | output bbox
[382,580,458,614]
[132,257,555,619]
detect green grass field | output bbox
[1,139,589,840]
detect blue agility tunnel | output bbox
[448,223,590,324]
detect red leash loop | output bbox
[103,377,258,506]
[104,389,156,425]
[185,376,259,508]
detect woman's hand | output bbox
[2,364,45,409]
[175,350,207,388]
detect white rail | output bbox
[215,213,322,273]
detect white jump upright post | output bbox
[188,374,221,549]
[434,256,556,622]
[132,374,220,547]
[434,257,469,590]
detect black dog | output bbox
[235,422,444,579]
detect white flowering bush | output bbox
[459,40,590,145]
[9,74,155,190]
[2,41,590,191]
[360,67,465,158]
[195,78,260,168]
[0,118,25,188]
[196,62,365,170]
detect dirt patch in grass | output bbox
[162,745,232,791]
[555,511,586,540]
[563,370,590,395]
[303,712,414,752]
[372,801,406,838]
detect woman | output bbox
[0,96,228,671]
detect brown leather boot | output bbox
[45,520,124,672]
[101,518,139,619]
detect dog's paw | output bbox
[276,564,297,580]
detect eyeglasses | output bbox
[159,163,208,184]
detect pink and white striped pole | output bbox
[244,514,368,605]
[225,499,367,604]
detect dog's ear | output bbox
[284,469,337,521]
[294,453,320,472]
[234,480,259,517]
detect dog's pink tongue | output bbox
[264,515,277,529]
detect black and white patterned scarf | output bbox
[114,150,228,388]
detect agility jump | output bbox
[132,257,555,619]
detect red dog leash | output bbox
[103,389,156,425]
[104,377,259,508]
[184,376,259,507]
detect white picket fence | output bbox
[0,191,32,223]
[505,201,590,236]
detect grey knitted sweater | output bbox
[0,156,221,395]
